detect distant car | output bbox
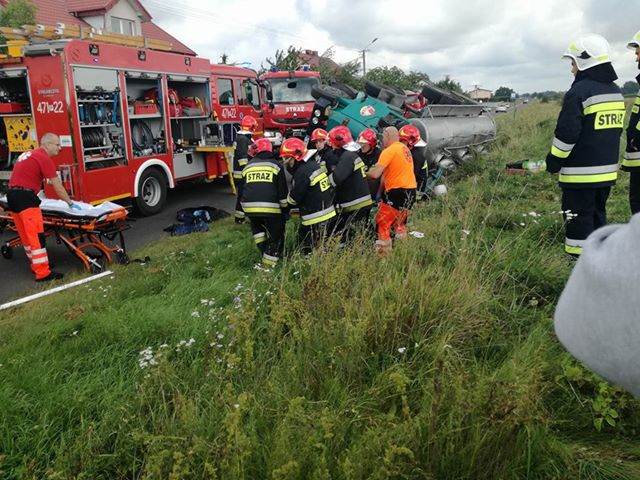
[523,98,529,104]
[496,105,508,113]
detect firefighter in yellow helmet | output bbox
[546,34,624,256]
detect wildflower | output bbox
[462,229,471,236]
[293,271,300,276]
[398,347,407,354]
[519,222,525,226]
[71,330,78,336]
[234,403,240,409]
[217,333,224,340]
[191,311,200,318]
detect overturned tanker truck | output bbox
[308,79,497,191]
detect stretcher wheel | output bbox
[89,254,107,274]
[115,251,130,265]
[1,245,12,259]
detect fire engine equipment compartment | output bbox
[167,74,211,179]
[73,67,125,170]
[124,72,167,159]
[0,69,35,173]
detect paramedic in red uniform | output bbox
[7,133,77,282]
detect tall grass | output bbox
[2,102,640,479]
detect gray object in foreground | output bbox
[554,215,640,396]
[0,271,113,311]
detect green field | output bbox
[2,102,640,479]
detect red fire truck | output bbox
[0,39,238,215]
[210,64,263,130]
[259,69,320,145]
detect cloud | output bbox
[143,0,640,93]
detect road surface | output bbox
[0,181,235,304]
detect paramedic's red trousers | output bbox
[7,189,51,280]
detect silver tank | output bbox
[408,107,496,166]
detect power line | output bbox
[143,0,320,46]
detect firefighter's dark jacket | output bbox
[240,151,288,215]
[319,147,340,172]
[232,131,252,179]
[411,146,428,179]
[623,73,640,172]
[329,149,374,212]
[361,146,381,169]
[287,158,337,226]
[546,63,624,189]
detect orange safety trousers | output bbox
[11,207,51,280]
[375,202,410,242]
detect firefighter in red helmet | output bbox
[240,137,289,268]
[311,127,339,171]
[327,126,374,243]
[357,128,382,198]
[232,115,259,223]
[399,124,428,196]
[281,137,336,252]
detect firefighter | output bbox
[623,30,640,215]
[546,34,624,256]
[232,115,258,223]
[311,127,339,171]
[240,137,289,268]
[327,126,374,243]
[7,133,79,282]
[357,128,382,198]
[368,127,417,254]
[280,137,337,253]
[398,124,428,197]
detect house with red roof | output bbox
[0,0,195,55]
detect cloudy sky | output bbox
[143,0,640,93]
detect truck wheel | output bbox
[311,84,343,103]
[134,168,167,216]
[330,81,358,99]
[364,80,382,98]
[377,88,407,108]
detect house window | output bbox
[111,16,135,36]
[217,78,234,105]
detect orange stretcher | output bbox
[0,201,130,273]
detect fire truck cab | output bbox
[210,64,263,131]
[0,39,233,215]
[259,69,320,146]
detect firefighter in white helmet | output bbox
[545,34,624,256]
[622,30,640,215]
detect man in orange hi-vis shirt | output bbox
[367,126,417,254]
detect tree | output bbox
[434,75,462,93]
[0,0,35,28]
[220,53,228,65]
[261,46,303,74]
[493,86,515,102]
[364,66,429,91]
[317,58,362,90]
[622,81,638,96]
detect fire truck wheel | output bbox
[134,168,167,216]
[310,84,343,103]
[1,245,12,259]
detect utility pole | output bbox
[360,37,378,76]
